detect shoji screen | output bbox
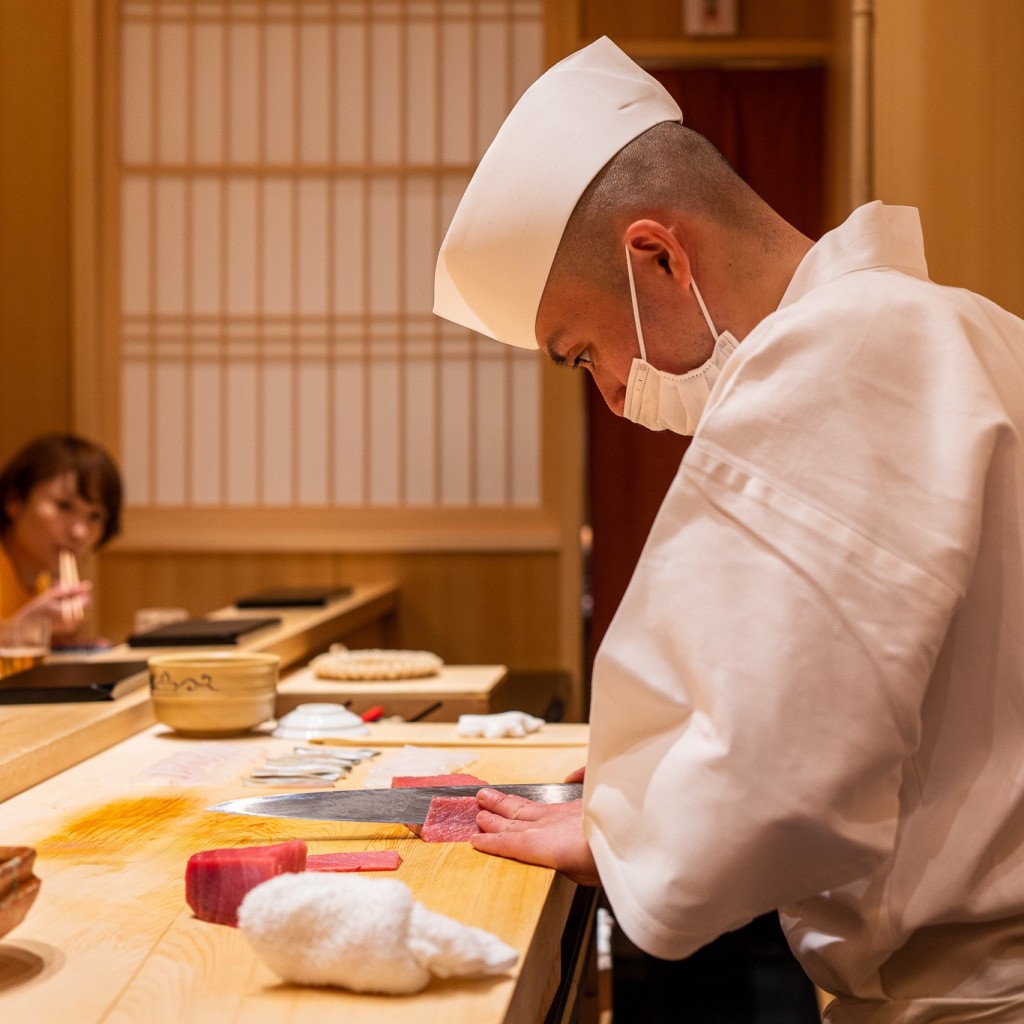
[115,0,543,520]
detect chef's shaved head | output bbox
[549,122,775,294]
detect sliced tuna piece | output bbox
[420,796,482,842]
[391,773,488,837]
[306,850,403,872]
[185,839,307,926]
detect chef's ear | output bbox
[624,219,692,289]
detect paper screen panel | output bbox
[118,0,544,512]
[192,23,224,163]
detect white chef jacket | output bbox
[586,201,1024,1022]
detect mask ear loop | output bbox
[624,244,648,361]
[689,276,721,342]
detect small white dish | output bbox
[272,702,370,739]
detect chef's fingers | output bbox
[475,787,545,823]
[471,813,600,887]
[564,765,586,783]
[475,808,529,834]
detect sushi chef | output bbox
[433,36,1024,1023]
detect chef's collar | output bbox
[778,201,930,311]
[433,36,682,350]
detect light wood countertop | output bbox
[0,721,590,1023]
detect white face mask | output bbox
[622,244,737,435]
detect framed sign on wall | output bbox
[683,0,739,37]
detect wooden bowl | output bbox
[148,651,279,737]
[0,846,40,939]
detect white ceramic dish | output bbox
[272,702,370,739]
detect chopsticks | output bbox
[58,550,84,624]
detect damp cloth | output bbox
[238,872,518,995]
[456,710,545,738]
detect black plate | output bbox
[126,616,281,647]
[234,585,353,608]
[0,660,149,703]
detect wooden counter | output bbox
[0,582,399,803]
[0,721,591,1023]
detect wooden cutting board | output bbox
[0,722,589,1024]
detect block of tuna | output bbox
[391,773,488,837]
[186,839,307,926]
[390,773,489,789]
[306,851,403,872]
[421,796,483,842]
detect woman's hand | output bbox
[15,581,92,636]
[471,788,600,887]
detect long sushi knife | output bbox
[207,783,583,824]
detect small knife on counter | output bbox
[207,783,583,824]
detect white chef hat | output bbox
[433,36,683,350]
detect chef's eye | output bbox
[571,350,593,371]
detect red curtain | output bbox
[585,67,826,683]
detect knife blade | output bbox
[207,783,582,824]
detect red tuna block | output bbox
[185,839,307,926]
[391,773,489,788]
[391,774,488,837]
[420,796,483,842]
[306,850,403,872]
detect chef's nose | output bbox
[592,371,626,417]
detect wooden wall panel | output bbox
[823,0,854,229]
[874,0,1024,318]
[94,549,563,673]
[0,0,72,460]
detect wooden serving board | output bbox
[280,663,508,697]
[276,664,510,719]
[0,723,589,1024]
[314,721,589,748]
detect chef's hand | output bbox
[564,765,585,783]
[471,790,600,887]
[15,582,93,636]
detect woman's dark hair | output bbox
[0,434,123,547]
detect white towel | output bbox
[455,710,544,739]
[237,872,518,995]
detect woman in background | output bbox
[0,433,122,641]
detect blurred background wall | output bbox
[1,0,1022,713]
